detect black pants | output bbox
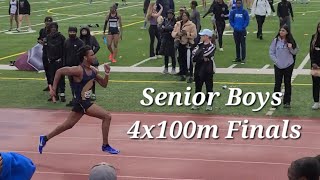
[256,15,266,38]
[178,44,193,76]
[274,64,294,105]
[164,56,176,69]
[216,20,225,48]
[48,59,65,95]
[149,25,160,57]
[233,31,247,60]
[268,0,275,12]
[312,75,320,102]
[42,55,50,85]
[194,74,213,104]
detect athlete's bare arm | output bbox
[52,66,82,92]
[91,64,110,88]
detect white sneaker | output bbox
[312,103,319,110]
[28,28,32,32]
[206,105,213,111]
[150,56,157,60]
[171,68,176,74]
[157,55,162,59]
[273,13,276,16]
[191,105,199,110]
[219,48,224,52]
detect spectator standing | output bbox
[17,0,32,32]
[190,1,201,46]
[269,25,299,108]
[191,29,216,111]
[251,0,271,40]
[64,27,85,106]
[8,0,18,31]
[45,22,66,102]
[203,0,229,51]
[159,9,177,74]
[309,22,320,110]
[172,11,197,83]
[277,0,294,30]
[229,0,249,64]
[38,17,53,92]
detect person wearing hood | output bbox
[0,152,36,180]
[309,22,320,110]
[277,0,293,31]
[80,26,100,101]
[64,26,85,107]
[45,22,66,102]
[229,0,249,64]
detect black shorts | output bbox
[72,100,93,114]
[108,28,119,35]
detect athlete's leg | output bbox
[112,34,120,61]
[107,34,114,60]
[24,15,32,30]
[85,104,119,154]
[9,15,13,30]
[38,111,83,154]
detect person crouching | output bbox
[191,29,216,111]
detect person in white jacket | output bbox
[251,0,271,40]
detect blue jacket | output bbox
[229,4,249,32]
[0,152,36,180]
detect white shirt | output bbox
[251,0,272,16]
[10,0,17,14]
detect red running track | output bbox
[0,108,320,180]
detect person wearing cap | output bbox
[191,29,216,111]
[159,9,177,74]
[89,162,117,180]
[203,0,229,51]
[38,17,53,92]
[172,11,197,83]
[229,0,249,64]
[45,22,66,102]
[64,27,85,106]
[0,152,36,180]
[8,0,18,31]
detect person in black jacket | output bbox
[17,0,32,32]
[80,26,100,100]
[277,0,293,30]
[64,27,85,106]
[44,22,66,102]
[38,17,53,92]
[191,29,216,111]
[310,22,320,110]
[159,9,177,74]
[203,0,229,51]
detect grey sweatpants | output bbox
[280,16,291,30]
